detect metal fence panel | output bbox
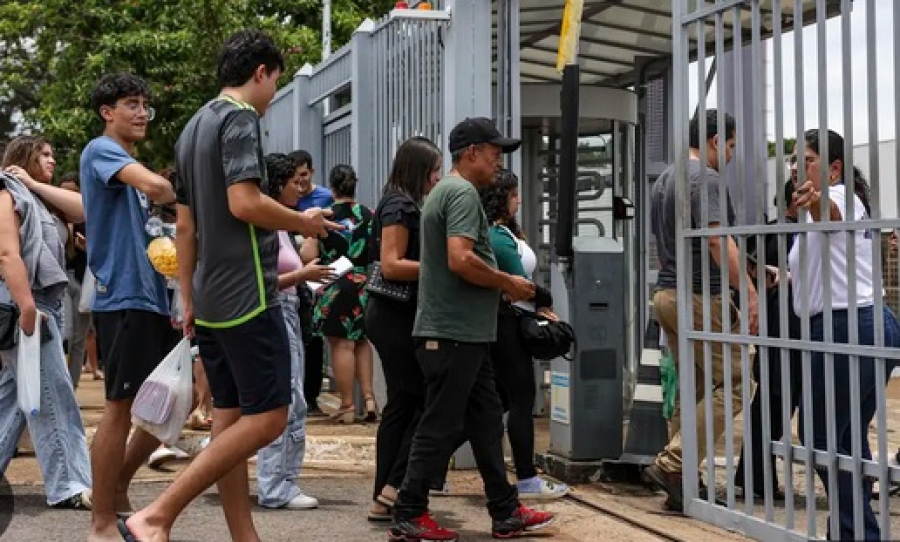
[671,1,900,540]
[263,86,295,153]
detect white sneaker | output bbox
[516,477,569,500]
[284,492,319,510]
[147,446,189,469]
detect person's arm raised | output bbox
[4,165,85,223]
[117,163,176,204]
[226,182,339,238]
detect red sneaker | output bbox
[491,505,556,538]
[389,512,459,541]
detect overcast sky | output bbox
[690,0,896,145]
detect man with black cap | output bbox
[389,118,556,541]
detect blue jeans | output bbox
[0,300,92,504]
[257,292,309,507]
[799,305,900,541]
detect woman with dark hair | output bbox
[479,169,568,499]
[789,129,900,540]
[365,136,442,521]
[255,153,335,510]
[0,135,93,509]
[302,164,376,424]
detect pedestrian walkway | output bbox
[2,379,755,541]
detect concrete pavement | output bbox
[1,378,750,541]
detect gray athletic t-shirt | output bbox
[174,96,278,327]
[651,159,735,295]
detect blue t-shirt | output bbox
[80,136,170,315]
[296,185,334,211]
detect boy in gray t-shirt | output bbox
[118,30,337,542]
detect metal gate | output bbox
[670,1,900,540]
[260,9,450,208]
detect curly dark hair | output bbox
[479,169,521,237]
[217,29,284,88]
[329,164,358,199]
[90,73,151,119]
[264,153,298,201]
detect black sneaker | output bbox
[389,512,459,541]
[51,490,92,510]
[491,505,555,539]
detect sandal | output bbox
[330,406,355,424]
[364,396,379,422]
[367,501,393,522]
[186,410,213,431]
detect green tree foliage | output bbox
[767,137,796,158]
[0,0,398,173]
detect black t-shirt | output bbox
[371,191,421,263]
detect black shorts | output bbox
[94,309,181,401]
[195,305,291,415]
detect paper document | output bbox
[307,256,353,292]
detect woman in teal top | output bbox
[479,169,567,500]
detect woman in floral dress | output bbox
[302,165,376,423]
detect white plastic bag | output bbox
[131,338,193,445]
[78,268,96,314]
[16,312,44,416]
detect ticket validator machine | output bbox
[524,68,667,482]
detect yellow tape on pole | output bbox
[556,0,585,72]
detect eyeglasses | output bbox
[113,102,156,121]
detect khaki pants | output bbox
[652,289,749,476]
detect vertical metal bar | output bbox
[416,21,424,138]
[673,0,700,512]
[709,7,729,510]
[746,0,773,520]
[724,5,745,513]
[769,0,795,529]
[865,0,890,538]
[695,4,715,512]
[837,2,863,538]
[792,0,815,537]
[813,1,841,538]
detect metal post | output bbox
[350,19,377,207]
[442,0,493,168]
[294,64,324,166]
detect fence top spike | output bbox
[295,63,314,77]
[356,18,376,33]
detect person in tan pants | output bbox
[644,110,759,513]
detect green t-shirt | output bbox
[488,225,526,277]
[413,175,500,343]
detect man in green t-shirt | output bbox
[391,118,557,541]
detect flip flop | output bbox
[367,508,393,522]
[117,518,138,541]
[367,500,393,522]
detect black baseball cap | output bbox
[448,117,521,154]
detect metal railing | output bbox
[670,1,900,540]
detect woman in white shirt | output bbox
[789,129,900,541]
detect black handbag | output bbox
[516,309,576,361]
[366,261,413,303]
[0,303,19,351]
